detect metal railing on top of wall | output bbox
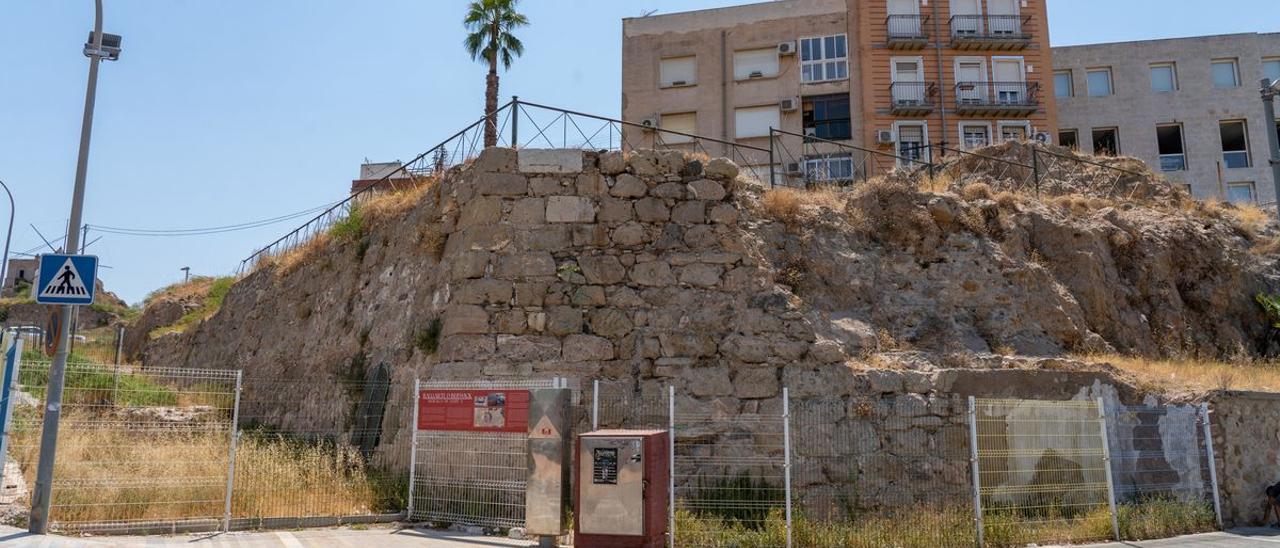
[236,98,771,276]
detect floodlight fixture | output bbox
[83,31,121,61]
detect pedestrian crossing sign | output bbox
[35,254,98,306]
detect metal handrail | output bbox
[885,14,930,39]
[953,81,1040,105]
[948,14,1033,38]
[515,99,770,154]
[889,81,938,104]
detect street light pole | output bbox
[0,181,14,298]
[1263,78,1280,221]
[29,0,115,534]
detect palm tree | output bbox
[464,0,528,148]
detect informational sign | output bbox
[35,254,98,305]
[417,389,530,433]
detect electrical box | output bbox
[574,430,669,548]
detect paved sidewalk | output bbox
[1079,528,1280,547]
[0,525,537,547]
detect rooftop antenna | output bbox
[30,224,58,253]
[641,9,658,17]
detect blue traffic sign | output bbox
[35,254,99,306]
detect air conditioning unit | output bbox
[779,98,799,112]
[749,70,765,79]
[777,41,797,56]
[876,130,895,144]
[640,118,659,130]
[670,80,688,87]
[785,162,803,174]
[804,127,818,137]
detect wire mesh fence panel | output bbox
[8,360,239,534]
[1106,403,1220,540]
[590,379,669,432]
[791,395,976,548]
[972,398,1117,546]
[408,378,568,530]
[672,389,790,547]
[229,364,409,530]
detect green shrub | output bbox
[415,318,442,355]
[329,203,365,244]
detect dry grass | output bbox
[1227,203,1271,236]
[143,277,221,306]
[961,182,993,201]
[995,191,1019,209]
[1074,353,1280,394]
[760,187,845,226]
[1252,235,1280,255]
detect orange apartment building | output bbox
[622,0,1059,185]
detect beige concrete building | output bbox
[1054,33,1280,204]
[622,0,1058,186]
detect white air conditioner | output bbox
[779,98,799,112]
[785,162,803,174]
[876,130,895,144]
[749,70,765,79]
[777,41,797,56]
[670,80,688,87]
[640,118,659,130]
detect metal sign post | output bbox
[1097,398,1121,542]
[967,396,985,548]
[1200,403,1224,529]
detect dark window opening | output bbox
[1219,120,1250,169]
[1092,128,1119,156]
[1156,125,1186,171]
[1058,130,1078,150]
[802,94,852,141]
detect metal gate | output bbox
[407,378,571,530]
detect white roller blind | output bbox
[660,56,696,87]
[660,112,696,143]
[734,48,779,80]
[734,106,780,139]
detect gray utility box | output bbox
[574,430,668,548]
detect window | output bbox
[1219,120,1250,168]
[734,105,780,139]
[659,56,696,88]
[802,94,851,141]
[1155,124,1186,171]
[1227,182,1256,204]
[999,122,1030,142]
[961,124,990,149]
[895,123,928,163]
[734,48,779,80]
[1266,58,1280,84]
[1058,129,1079,150]
[1150,63,1177,92]
[1092,127,1119,156]
[804,154,854,182]
[1212,59,1239,88]
[1087,68,1113,97]
[1054,70,1073,98]
[800,34,848,83]
[659,112,696,144]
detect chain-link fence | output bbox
[970,397,1118,546]
[8,360,239,534]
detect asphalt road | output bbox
[1074,528,1280,547]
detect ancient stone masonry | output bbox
[433,148,843,407]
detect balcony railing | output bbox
[888,81,937,115]
[949,14,1032,49]
[953,81,1040,115]
[886,14,929,48]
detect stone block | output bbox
[546,306,583,336]
[451,278,513,305]
[609,173,648,198]
[588,308,633,339]
[495,252,556,278]
[514,282,548,307]
[611,223,648,246]
[579,255,626,285]
[708,203,739,224]
[597,199,635,223]
[687,179,727,201]
[518,149,583,174]
[721,335,771,363]
[733,367,779,399]
[705,157,739,181]
[494,310,527,334]
[438,335,496,362]
[458,196,502,229]
[576,173,607,196]
[476,172,528,196]
[659,332,717,358]
[442,305,489,335]
[450,252,489,280]
[546,196,597,223]
[599,151,626,175]
[651,182,685,199]
[572,224,610,247]
[678,264,722,288]
[902,371,934,394]
[867,370,905,393]
[472,148,517,173]
[444,226,512,254]
[497,335,561,361]
[529,176,570,196]
[508,198,546,227]
[572,286,607,306]
[518,227,571,251]
[563,334,614,361]
[671,201,706,224]
[689,366,734,397]
[527,312,547,332]
[630,261,676,286]
[634,198,671,223]
[894,394,930,418]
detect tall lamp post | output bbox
[0,181,14,298]
[1263,77,1280,221]
[28,0,121,534]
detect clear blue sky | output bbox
[1,0,1276,304]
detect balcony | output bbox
[953,81,1040,116]
[888,82,937,116]
[886,14,929,49]
[949,15,1032,50]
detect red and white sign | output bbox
[417,389,530,433]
